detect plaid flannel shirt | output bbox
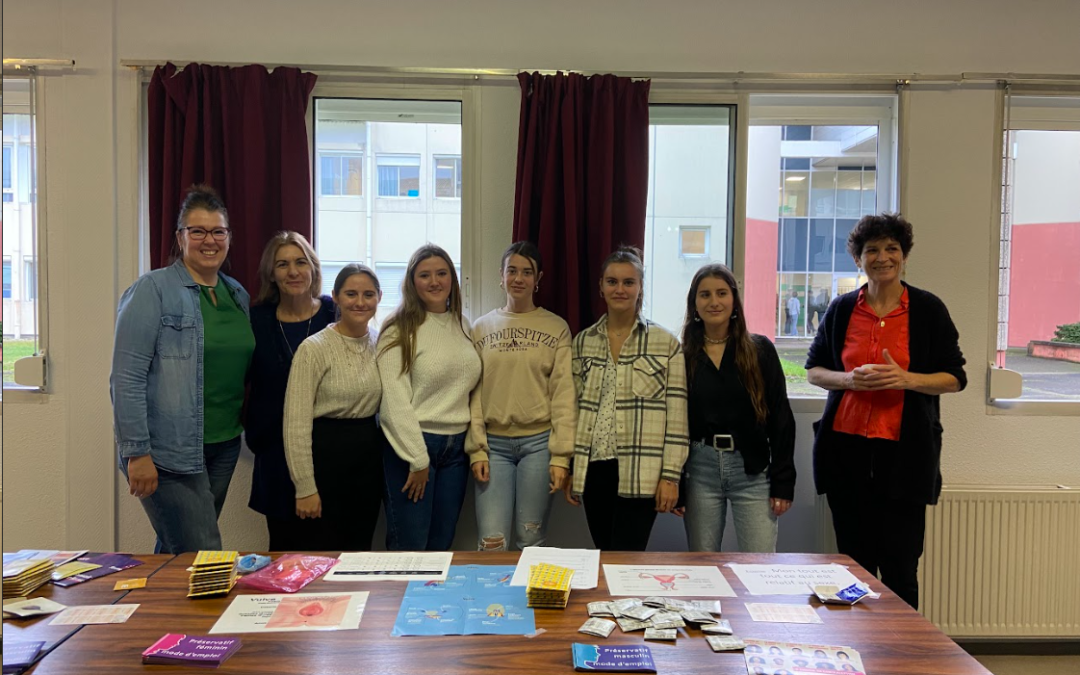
[570,315,689,498]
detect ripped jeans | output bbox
[474,431,554,551]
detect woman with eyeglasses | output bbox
[111,184,255,554]
[246,232,335,550]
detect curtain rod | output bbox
[116,61,1080,84]
[3,58,76,70]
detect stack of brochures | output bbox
[527,562,574,608]
[3,640,46,674]
[142,633,242,667]
[3,559,55,598]
[187,551,238,598]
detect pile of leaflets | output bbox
[526,562,574,608]
[2,559,55,598]
[187,551,238,598]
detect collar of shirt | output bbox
[854,285,909,320]
[596,313,649,338]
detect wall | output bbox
[2,0,1079,554]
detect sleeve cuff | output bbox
[117,442,151,459]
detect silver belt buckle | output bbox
[712,434,735,452]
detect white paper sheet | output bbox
[209,592,368,634]
[745,602,823,624]
[728,563,863,596]
[49,604,139,625]
[324,552,452,582]
[508,547,601,590]
[602,564,737,597]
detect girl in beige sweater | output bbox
[470,242,576,551]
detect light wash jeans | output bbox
[121,436,242,554]
[683,441,777,552]
[474,431,554,551]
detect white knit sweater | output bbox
[376,311,483,471]
[283,325,381,498]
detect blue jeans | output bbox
[683,441,777,552]
[474,431,554,551]
[383,431,469,551]
[122,436,242,554]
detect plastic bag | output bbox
[235,554,338,593]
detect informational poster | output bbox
[325,552,452,582]
[209,592,368,634]
[602,565,737,597]
[392,565,536,636]
[728,563,863,596]
[745,603,823,624]
[743,639,865,674]
[510,547,600,590]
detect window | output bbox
[319,152,363,196]
[434,155,462,199]
[679,227,710,257]
[377,154,421,197]
[643,104,736,333]
[3,72,45,390]
[313,98,463,330]
[2,144,11,189]
[994,95,1080,404]
[746,94,898,397]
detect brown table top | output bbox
[25,551,990,675]
[3,554,175,654]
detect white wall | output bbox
[2,0,1079,554]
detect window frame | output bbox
[433,154,462,200]
[2,69,50,397]
[986,89,1080,416]
[318,150,364,197]
[308,83,479,318]
[375,153,423,199]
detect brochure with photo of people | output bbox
[742,639,866,675]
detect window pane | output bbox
[314,99,462,331]
[643,105,733,333]
[746,96,896,399]
[3,75,42,380]
[999,126,1080,401]
[320,155,338,195]
[434,156,460,198]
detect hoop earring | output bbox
[534,284,539,293]
[693,314,701,322]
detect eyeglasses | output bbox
[182,227,231,241]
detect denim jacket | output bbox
[111,259,250,474]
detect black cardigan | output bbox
[804,282,967,505]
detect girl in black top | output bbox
[679,264,795,552]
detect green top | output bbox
[199,278,255,443]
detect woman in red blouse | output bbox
[805,213,966,609]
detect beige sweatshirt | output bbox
[376,311,484,472]
[470,307,577,469]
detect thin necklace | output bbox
[704,333,729,345]
[278,304,316,357]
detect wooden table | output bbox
[3,554,175,656]
[25,552,990,674]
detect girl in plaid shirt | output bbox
[565,245,689,551]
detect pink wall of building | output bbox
[744,217,779,337]
[1008,221,1080,347]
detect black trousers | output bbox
[825,435,927,610]
[582,459,658,551]
[284,416,384,552]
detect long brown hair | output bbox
[681,264,767,426]
[378,244,465,376]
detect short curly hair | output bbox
[847,213,914,259]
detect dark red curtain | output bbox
[512,72,651,334]
[148,63,317,294]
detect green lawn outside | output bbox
[3,339,36,383]
[779,357,807,380]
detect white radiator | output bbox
[816,486,1080,638]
